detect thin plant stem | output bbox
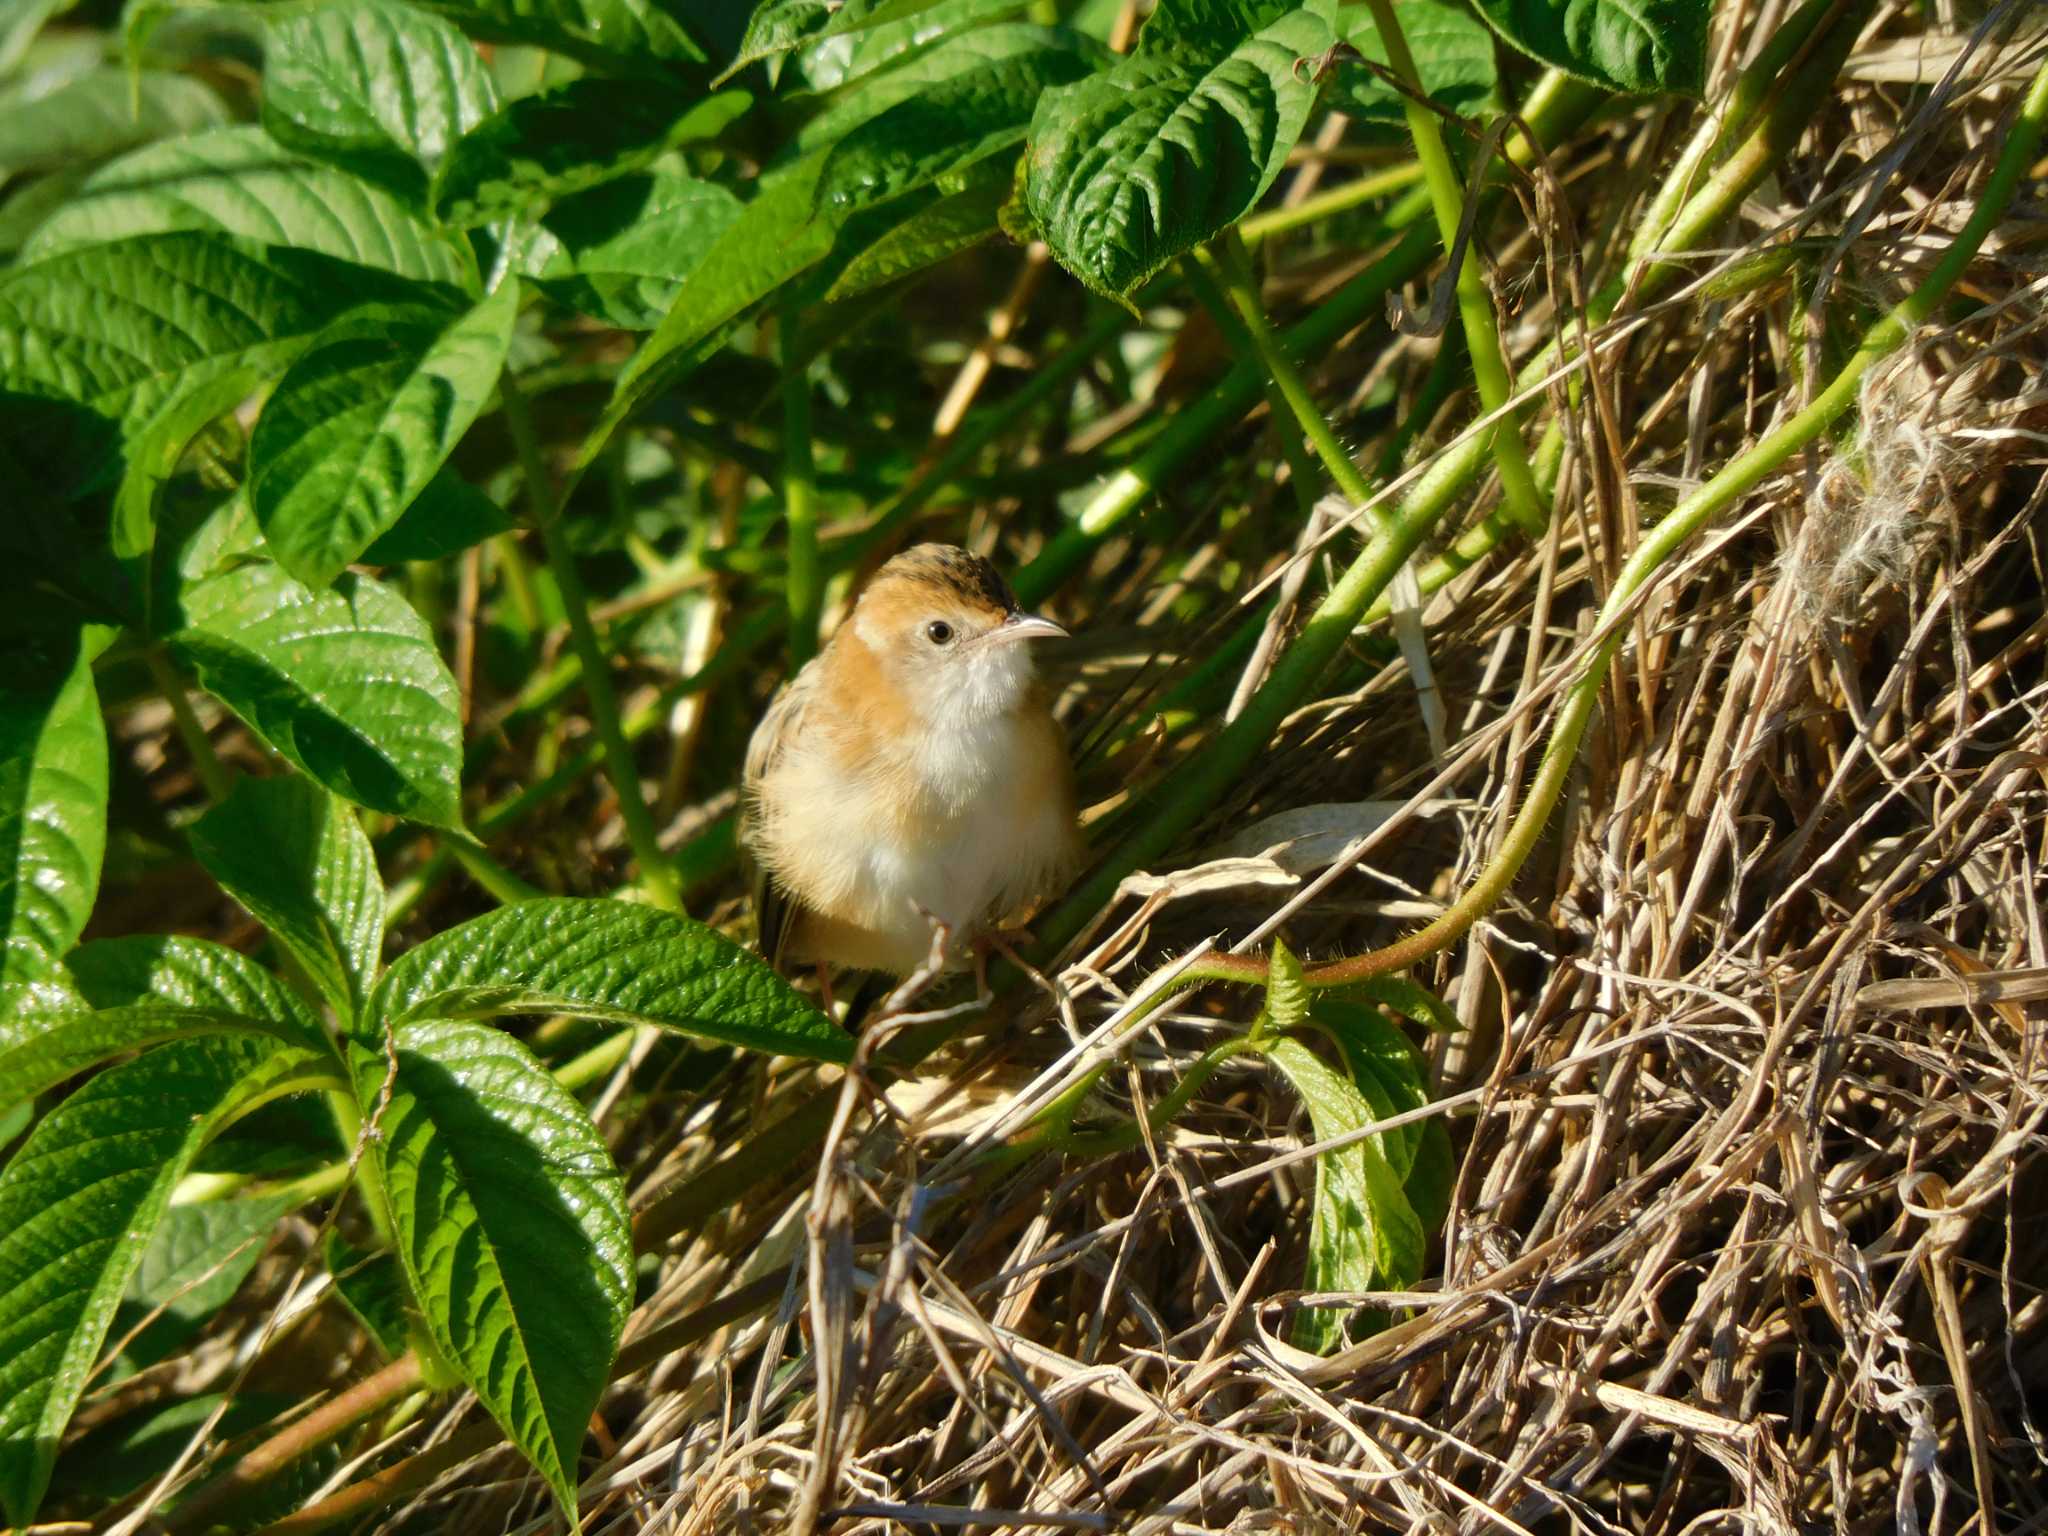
[782,297,823,667]
[1239,159,1424,246]
[1361,0,1547,535]
[503,370,681,912]
[146,649,231,801]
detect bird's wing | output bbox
[739,657,822,974]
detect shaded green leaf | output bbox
[109,368,261,561]
[0,1036,333,1526]
[261,0,499,201]
[1267,1036,1424,1353]
[351,1019,630,1524]
[0,65,224,177]
[0,637,105,990]
[1327,0,1499,125]
[0,233,425,498]
[170,563,466,828]
[433,80,750,227]
[369,897,848,1061]
[824,156,1009,298]
[1331,974,1461,1033]
[47,1391,294,1510]
[189,776,384,1018]
[0,0,76,77]
[1312,998,1427,1178]
[325,1229,411,1359]
[251,282,517,587]
[120,1192,295,1363]
[814,28,1098,213]
[410,0,714,66]
[361,469,513,563]
[532,170,743,330]
[24,126,476,288]
[1404,1115,1454,1233]
[1024,0,1332,297]
[1470,0,1705,95]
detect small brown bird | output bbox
[740,544,1082,981]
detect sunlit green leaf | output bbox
[0,65,223,177]
[1470,0,1706,95]
[250,282,517,588]
[1327,0,1499,126]
[351,1019,630,1525]
[189,776,385,1018]
[531,170,743,329]
[369,897,848,1060]
[409,0,715,67]
[824,156,1009,298]
[0,638,104,992]
[1313,998,1427,1178]
[1024,0,1333,297]
[0,1036,333,1526]
[171,563,466,828]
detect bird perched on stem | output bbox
[741,544,1082,989]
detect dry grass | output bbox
[131,10,2048,1535]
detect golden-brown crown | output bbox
[861,544,1018,623]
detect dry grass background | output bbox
[124,7,2048,1534]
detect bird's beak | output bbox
[983,611,1068,646]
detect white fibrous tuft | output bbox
[1782,360,1963,620]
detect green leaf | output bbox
[1267,1036,1424,1354]
[0,0,75,78]
[0,233,426,499]
[1327,0,1499,126]
[591,157,840,457]
[325,1229,411,1359]
[0,932,329,1109]
[1403,1115,1454,1233]
[109,368,262,561]
[368,897,848,1061]
[1331,974,1461,1033]
[433,81,750,228]
[824,156,1009,298]
[813,28,1097,214]
[170,563,466,828]
[250,282,517,588]
[791,0,1026,92]
[729,0,951,75]
[1312,998,1427,1179]
[0,1036,333,1526]
[1024,0,1333,297]
[531,170,743,330]
[261,0,499,201]
[0,638,105,990]
[408,0,713,67]
[1265,935,1308,1031]
[351,1019,630,1525]
[361,469,514,563]
[1469,0,1706,95]
[0,65,224,177]
[189,776,384,1018]
[120,1192,296,1363]
[24,126,476,288]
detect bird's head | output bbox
[850,544,1066,721]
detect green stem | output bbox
[503,371,681,912]
[1362,0,1546,536]
[781,297,823,668]
[443,833,543,905]
[147,649,231,801]
[1239,160,1425,246]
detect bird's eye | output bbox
[924,620,955,646]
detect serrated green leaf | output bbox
[813,29,1097,214]
[261,0,499,202]
[189,776,384,1018]
[0,933,330,1109]
[1327,0,1498,126]
[0,1036,333,1526]
[24,126,476,288]
[1312,998,1426,1178]
[730,0,950,76]
[250,282,516,587]
[1267,1036,1424,1354]
[0,233,428,499]
[170,563,466,828]
[532,170,742,330]
[409,0,713,66]
[369,897,848,1061]
[433,81,750,227]
[1024,0,1332,298]
[1470,0,1705,95]
[793,0,1025,93]
[0,65,224,177]
[1266,936,1308,1031]
[824,156,1009,298]
[120,1192,295,1363]
[361,468,513,563]
[350,1019,630,1525]
[791,22,1061,155]
[0,638,105,991]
